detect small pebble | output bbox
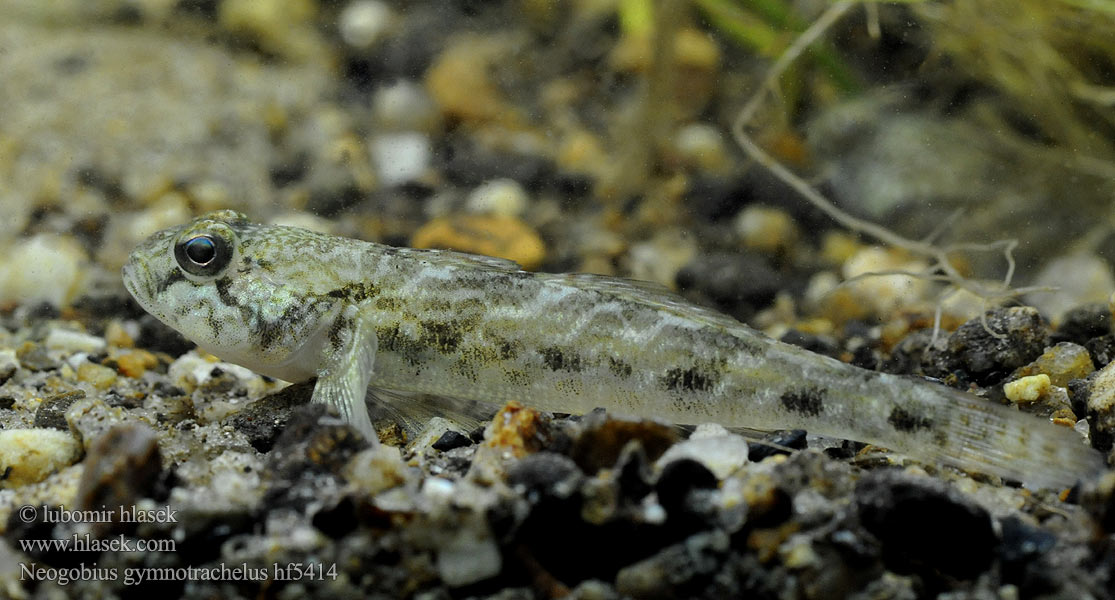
[748,429,808,462]
[432,430,472,452]
[168,351,261,395]
[855,470,996,579]
[482,401,546,459]
[44,327,106,354]
[1004,374,1051,404]
[655,423,750,479]
[115,349,159,378]
[842,247,930,318]
[0,349,19,381]
[556,129,608,178]
[65,397,134,451]
[103,320,136,348]
[371,79,438,131]
[411,215,546,270]
[339,0,393,49]
[569,411,679,474]
[75,423,162,519]
[35,390,85,431]
[219,0,319,60]
[1085,360,1115,450]
[0,234,88,307]
[820,231,862,266]
[733,205,799,254]
[425,36,513,124]
[924,307,1052,385]
[615,531,728,598]
[1056,303,1113,344]
[673,123,729,172]
[1011,341,1095,387]
[1087,334,1115,368]
[77,362,117,390]
[0,428,81,488]
[17,342,59,372]
[343,444,408,496]
[369,131,431,186]
[465,178,529,218]
[625,230,697,290]
[435,518,502,587]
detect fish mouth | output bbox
[120,259,151,311]
[121,261,138,299]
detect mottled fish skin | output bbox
[122,210,1104,488]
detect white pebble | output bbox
[436,524,502,587]
[0,349,19,381]
[421,476,457,505]
[0,428,81,488]
[674,123,727,170]
[1004,374,1051,404]
[372,80,438,131]
[733,205,799,253]
[168,351,258,392]
[1088,361,1115,414]
[339,0,393,49]
[655,429,750,479]
[0,234,88,307]
[369,132,431,186]
[44,328,106,355]
[842,246,929,316]
[344,445,407,496]
[465,178,529,217]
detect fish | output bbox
[121,210,1104,488]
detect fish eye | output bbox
[174,233,232,277]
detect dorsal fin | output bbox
[551,272,759,334]
[401,247,525,272]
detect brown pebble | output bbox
[412,215,546,270]
[104,321,135,348]
[115,349,159,378]
[485,401,546,458]
[77,362,117,390]
[568,411,679,473]
[75,423,162,534]
[34,390,86,430]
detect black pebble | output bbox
[748,429,807,462]
[855,470,997,580]
[507,452,583,502]
[34,390,86,430]
[19,344,59,372]
[431,429,472,451]
[655,458,718,527]
[923,307,1051,386]
[1054,303,1113,345]
[229,381,315,454]
[1086,334,1115,368]
[675,252,787,320]
[998,515,1058,594]
[780,330,841,359]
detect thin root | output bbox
[730,1,1040,340]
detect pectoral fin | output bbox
[311,303,378,442]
